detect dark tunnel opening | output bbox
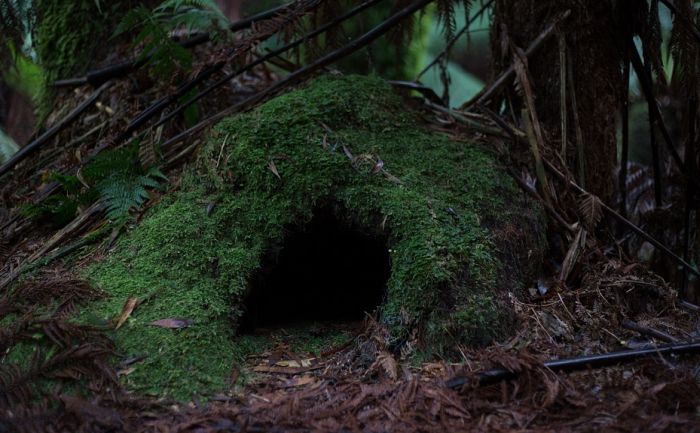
[239,208,391,332]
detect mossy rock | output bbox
[84,74,544,399]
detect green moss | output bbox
[34,0,119,117]
[84,75,541,399]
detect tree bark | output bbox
[492,0,623,201]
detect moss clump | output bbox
[84,75,542,399]
[34,0,120,116]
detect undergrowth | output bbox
[114,0,230,78]
[22,142,167,226]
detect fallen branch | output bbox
[55,2,295,87]
[415,0,493,80]
[0,81,112,178]
[461,10,570,109]
[622,318,678,343]
[446,340,700,389]
[160,0,435,148]
[153,0,387,132]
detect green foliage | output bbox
[94,166,167,221]
[84,75,541,399]
[83,143,168,221]
[0,129,19,164]
[0,0,36,69]
[2,43,44,104]
[20,172,86,226]
[114,0,229,77]
[22,144,166,225]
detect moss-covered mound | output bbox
[84,75,543,399]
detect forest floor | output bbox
[4,262,700,433]
[2,55,700,432]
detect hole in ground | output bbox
[239,207,390,332]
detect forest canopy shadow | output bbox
[239,206,390,331]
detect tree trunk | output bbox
[492,0,623,201]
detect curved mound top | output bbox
[85,75,543,399]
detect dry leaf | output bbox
[578,192,603,229]
[377,351,398,381]
[149,318,194,329]
[538,311,570,338]
[113,297,139,330]
[117,367,136,377]
[283,375,316,388]
[559,226,586,282]
[275,358,314,368]
[268,159,281,179]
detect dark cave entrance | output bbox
[239,208,391,332]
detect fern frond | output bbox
[114,0,230,77]
[96,170,166,221]
[83,142,167,221]
[436,0,458,42]
[578,192,603,230]
[82,145,139,183]
[113,6,151,38]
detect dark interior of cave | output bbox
[239,208,391,331]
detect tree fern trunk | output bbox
[492,0,623,201]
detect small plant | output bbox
[114,0,229,77]
[83,143,168,221]
[21,172,87,227]
[22,143,167,226]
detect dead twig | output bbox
[479,105,700,279]
[508,168,574,232]
[629,41,698,189]
[415,0,493,80]
[622,318,678,343]
[160,0,435,149]
[446,340,700,389]
[59,2,295,87]
[153,0,387,132]
[659,0,700,44]
[0,81,113,178]
[566,47,585,187]
[461,10,571,109]
[558,34,567,158]
[0,202,104,290]
[543,158,700,278]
